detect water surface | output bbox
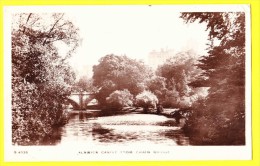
[43,110,190,146]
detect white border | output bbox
[4,5,252,161]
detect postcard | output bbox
[4,4,252,161]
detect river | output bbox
[42,110,190,146]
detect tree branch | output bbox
[43,13,65,45]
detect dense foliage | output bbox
[135,91,158,113]
[147,76,167,103]
[92,51,207,111]
[93,54,152,105]
[106,89,134,111]
[155,51,207,108]
[181,12,245,145]
[12,13,79,145]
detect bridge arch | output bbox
[67,92,98,110]
[65,98,81,110]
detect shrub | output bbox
[106,89,134,111]
[135,90,158,112]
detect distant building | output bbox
[147,48,174,69]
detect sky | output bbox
[7,5,250,79]
[60,6,209,78]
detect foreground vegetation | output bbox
[181,12,245,145]
[12,13,79,145]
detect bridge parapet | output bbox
[70,91,96,95]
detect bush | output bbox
[135,91,158,113]
[12,79,70,145]
[106,89,134,111]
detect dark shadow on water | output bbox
[79,112,85,121]
[69,109,126,118]
[156,120,177,126]
[92,123,138,143]
[40,126,62,145]
[164,130,190,145]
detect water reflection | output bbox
[92,124,139,143]
[43,110,189,146]
[164,130,190,145]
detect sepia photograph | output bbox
[4,5,251,161]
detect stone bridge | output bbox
[66,92,97,110]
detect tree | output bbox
[106,89,134,111]
[156,51,204,108]
[147,76,167,101]
[181,12,245,145]
[12,13,79,145]
[92,54,152,105]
